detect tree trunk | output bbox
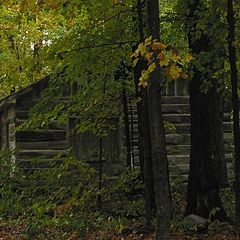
[186,70,227,220]
[209,85,227,187]
[134,61,155,224]
[185,0,227,221]
[209,0,228,188]
[142,91,155,223]
[134,0,155,225]
[227,0,240,221]
[147,0,172,238]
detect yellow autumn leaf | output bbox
[183,54,193,64]
[152,41,167,51]
[169,65,182,80]
[138,43,147,56]
[157,52,165,61]
[172,53,181,62]
[144,52,152,61]
[139,78,148,88]
[139,70,150,88]
[148,62,156,73]
[131,50,138,58]
[144,36,153,46]
[160,55,170,67]
[133,58,139,67]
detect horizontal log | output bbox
[17,149,67,158]
[168,153,233,165]
[17,141,68,150]
[163,113,232,123]
[166,144,233,155]
[162,104,190,114]
[16,130,66,142]
[162,96,189,104]
[16,158,63,169]
[170,164,189,175]
[163,114,190,123]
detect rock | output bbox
[183,214,208,231]
[184,214,208,225]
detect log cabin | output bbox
[0,77,233,180]
[0,77,126,175]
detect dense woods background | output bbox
[0,0,240,239]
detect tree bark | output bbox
[134,0,155,225]
[186,69,227,220]
[209,0,228,188]
[134,61,155,224]
[227,0,240,221]
[185,0,227,221]
[147,0,172,238]
[209,85,227,187]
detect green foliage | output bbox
[164,121,176,133]
[0,152,146,238]
[220,182,235,220]
[160,0,188,49]
[0,1,63,97]
[0,149,13,179]
[0,154,100,237]
[176,0,232,97]
[170,175,187,226]
[108,169,144,218]
[1,0,239,237]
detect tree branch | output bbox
[57,40,138,55]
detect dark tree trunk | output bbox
[133,62,155,224]
[147,0,172,238]
[134,0,155,225]
[186,70,227,220]
[227,0,240,221]
[185,0,227,221]
[209,0,228,188]
[209,86,227,187]
[142,91,155,223]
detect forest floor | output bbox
[85,221,240,240]
[0,221,239,240]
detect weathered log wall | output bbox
[0,79,233,180]
[126,83,233,181]
[0,103,16,150]
[14,89,68,170]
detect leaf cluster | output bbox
[132,36,192,87]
